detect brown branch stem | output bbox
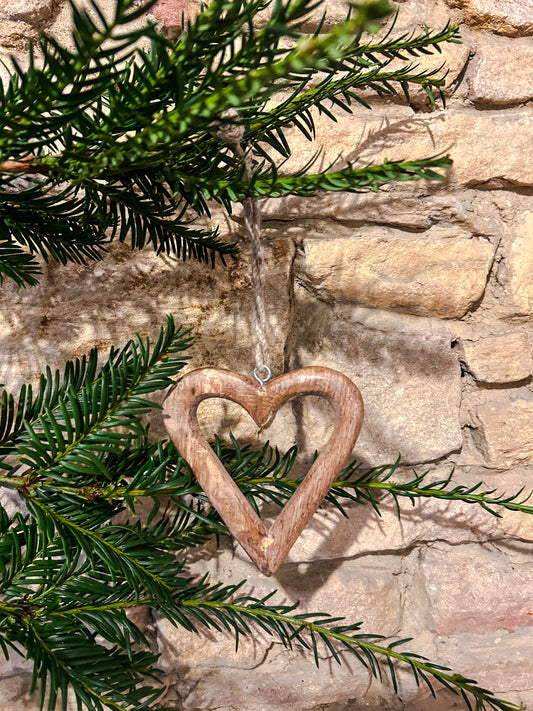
[0,156,48,175]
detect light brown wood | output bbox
[163,367,364,576]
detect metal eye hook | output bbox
[253,365,271,386]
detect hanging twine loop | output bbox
[217,111,271,386]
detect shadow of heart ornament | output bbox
[164,126,364,575]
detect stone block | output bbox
[0,655,35,711]
[0,234,294,414]
[421,542,533,635]
[161,644,372,711]
[299,232,495,318]
[435,629,533,702]
[395,628,533,709]
[281,491,501,565]
[498,211,533,315]
[455,332,533,384]
[280,106,533,188]
[469,392,533,467]
[445,0,533,36]
[466,37,533,106]
[157,547,402,710]
[0,20,36,49]
[256,188,505,245]
[149,0,203,39]
[0,0,58,26]
[287,297,462,465]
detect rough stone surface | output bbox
[0,228,293,392]
[157,548,402,710]
[269,492,503,565]
[287,296,462,465]
[422,542,533,635]
[455,332,533,384]
[1,0,533,709]
[0,0,58,26]
[280,107,533,188]
[0,655,35,711]
[497,211,533,316]
[149,0,203,39]
[435,629,533,703]
[256,188,506,243]
[469,392,533,467]
[299,232,495,318]
[445,0,533,36]
[0,20,37,49]
[466,37,533,106]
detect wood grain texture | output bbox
[163,367,364,576]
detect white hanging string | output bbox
[217,113,271,385]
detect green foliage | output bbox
[0,318,529,711]
[0,0,459,286]
[0,1,522,710]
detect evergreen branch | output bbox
[329,460,533,519]
[22,495,180,602]
[21,619,164,711]
[0,238,41,287]
[80,178,236,262]
[180,595,519,711]
[247,53,456,148]
[0,183,109,267]
[0,0,159,155]
[117,155,452,208]
[0,0,459,282]
[79,3,395,176]
[0,316,192,474]
[218,156,453,201]
[218,440,533,520]
[356,19,461,62]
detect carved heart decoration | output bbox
[163,367,364,576]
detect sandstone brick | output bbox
[163,645,371,711]
[422,542,533,635]
[287,297,462,465]
[157,548,401,710]
[445,0,533,36]
[0,20,36,49]
[470,392,533,467]
[149,0,202,39]
[466,37,533,106]
[283,492,501,565]
[281,107,533,188]
[0,233,293,415]
[256,189,505,244]
[396,629,533,710]
[299,233,495,318]
[435,629,533,700]
[498,211,533,315]
[500,507,533,541]
[497,468,533,540]
[0,0,57,26]
[456,332,533,384]
[0,655,35,711]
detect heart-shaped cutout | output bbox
[163,366,364,575]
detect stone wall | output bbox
[1,0,532,709]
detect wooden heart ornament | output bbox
[163,367,364,576]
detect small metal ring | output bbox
[253,365,271,386]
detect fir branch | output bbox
[0,238,41,287]
[0,315,192,470]
[180,594,520,711]
[0,0,461,284]
[207,156,453,201]
[328,459,533,519]
[216,440,533,520]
